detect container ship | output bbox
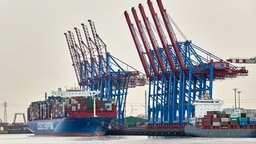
[27,88,117,136]
[185,98,256,137]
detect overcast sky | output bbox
[0,0,255,122]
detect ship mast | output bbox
[93,95,97,117]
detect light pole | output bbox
[237,91,241,109]
[233,88,238,109]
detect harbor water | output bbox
[1,134,256,144]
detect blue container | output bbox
[240,121,249,126]
[250,121,256,126]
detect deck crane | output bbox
[65,20,147,126]
[125,0,248,128]
[227,57,256,64]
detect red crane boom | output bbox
[132,7,159,76]
[139,4,167,75]
[124,11,151,78]
[156,0,186,72]
[147,0,176,74]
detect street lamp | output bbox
[237,91,241,109]
[233,88,238,109]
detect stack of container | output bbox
[28,102,40,120]
[28,95,117,121]
[195,109,256,129]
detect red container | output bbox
[220,122,229,126]
[203,121,212,126]
[241,113,246,117]
[230,121,239,126]
[207,111,218,115]
[218,114,228,118]
[212,118,221,122]
[204,115,213,119]
[203,118,212,122]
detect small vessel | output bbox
[27,88,117,136]
[185,98,256,137]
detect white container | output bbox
[196,118,202,122]
[234,109,241,114]
[213,114,217,118]
[246,113,255,118]
[250,117,256,121]
[230,113,241,118]
[71,106,76,111]
[212,122,220,126]
[221,118,229,122]
[193,99,223,118]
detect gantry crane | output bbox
[227,57,256,64]
[64,21,147,125]
[125,0,248,128]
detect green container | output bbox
[239,117,249,122]
[217,111,226,115]
[230,113,240,118]
[230,117,239,122]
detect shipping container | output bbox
[212,118,221,122]
[239,117,249,122]
[250,121,256,126]
[240,121,249,126]
[230,121,239,126]
[219,114,228,118]
[250,117,256,121]
[212,122,220,126]
[241,113,246,117]
[234,109,242,114]
[204,115,212,119]
[221,118,229,122]
[217,111,226,115]
[246,113,255,118]
[203,118,212,122]
[203,121,212,126]
[207,111,218,115]
[230,113,241,118]
[196,118,203,122]
[220,122,229,126]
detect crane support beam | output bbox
[132,7,159,76]
[227,58,256,64]
[139,4,167,75]
[147,0,176,74]
[156,0,186,72]
[125,11,151,78]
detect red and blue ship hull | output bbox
[28,117,113,136]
